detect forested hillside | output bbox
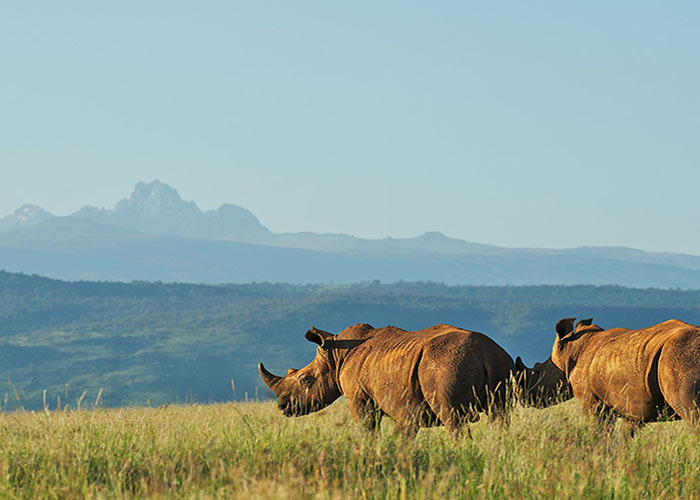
[2,270,700,410]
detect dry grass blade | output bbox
[0,399,697,499]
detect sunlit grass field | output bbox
[0,398,699,499]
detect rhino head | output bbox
[258,326,343,417]
[551,316,600,377]
[515,355,571,407]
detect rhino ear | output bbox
[305,326,336,347]
[515,356,528,372]
[576,318,593,330]
[555,317,576,338]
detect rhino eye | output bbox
[299,374,316,388]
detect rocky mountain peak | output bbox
[70,180,268,237]
[114,180,200,218]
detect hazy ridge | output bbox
[2,180,700,288]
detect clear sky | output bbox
[2,2,698,253]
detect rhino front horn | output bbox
[258,362,282,389]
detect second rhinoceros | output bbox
[514,355,571,408]
[551,317,700,426]
[259,323,516,433]
[512,319,586,408]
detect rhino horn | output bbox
[258,362,282,390]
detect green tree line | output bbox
[1,270,699,410]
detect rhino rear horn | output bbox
[555,317,576,338]
[515,356,528,372]
[258,362,282,390]
[576,318,593,330]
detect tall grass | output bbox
[0,399,698,499]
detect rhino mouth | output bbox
[526,381,572,407]
[277,396,329,417]
[277,397,312,417]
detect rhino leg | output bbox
[417,341,488,433]
[664,393,700,426]
[618,418,642,438]
[483,380,510,425]
[657,339,700,426]
[441,406,478,436]
[347,395,383,432]
[420,381,481,434]
[577,390,619,428]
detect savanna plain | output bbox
[1,397,699,500]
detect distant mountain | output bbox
[228,230,507,255]
[2,180,700,288]
[2,215,700,287]
[71,180,269,238]
[0,204,55,231]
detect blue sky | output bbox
[2,2,698,253]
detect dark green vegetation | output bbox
[2,270,700,410]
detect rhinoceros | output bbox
[258,323,516,433]
[514,355,571,407]
[511,319,590,407]
[550,317,700,425]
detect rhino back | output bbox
[577,320,693,379]
[336,326,443,422]
[338,326,447,395]
[571,320,699,420]
[338,326,513,420]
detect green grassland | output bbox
[1,399,699,499]
[2,271,700,498]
